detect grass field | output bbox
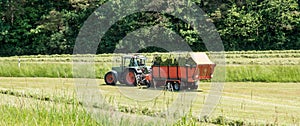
[1,50,300,125]
[0,77,299,125]
[1,50,300,82]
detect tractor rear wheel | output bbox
[104,72,117,85]
[124,69,137,86]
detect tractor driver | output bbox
[129,57,138,66]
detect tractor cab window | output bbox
[129,57,138,66]
[138,58,146,66]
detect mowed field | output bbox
[0,50,300,125]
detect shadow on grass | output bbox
[98,83,203,92]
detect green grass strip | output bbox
[1,61,300,82]
[226,65,300,82]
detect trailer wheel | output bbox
[193,85,199,90]
[191,83,198,90]
[124,69,137,86]
[188,81,199,90]
[172,82,180,91]
[165,82,173,91]
[104,72,117,85]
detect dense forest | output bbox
[0,0,299,56]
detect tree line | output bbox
[0,0,299,56]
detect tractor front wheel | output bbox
[104,72,117,85]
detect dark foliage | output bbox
[0,0,299,56]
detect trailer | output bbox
[151,52,216,91]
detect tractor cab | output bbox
[126,55,146,67]
[121,55,149,74]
